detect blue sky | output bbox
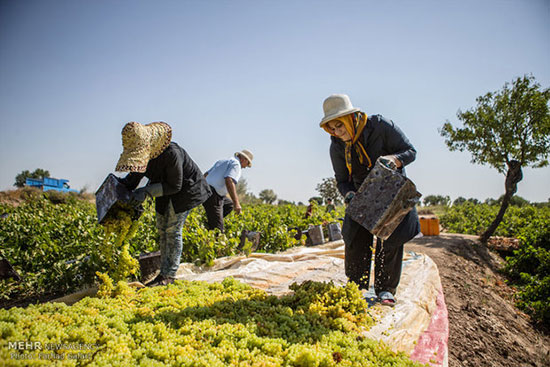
[1,0,549,203]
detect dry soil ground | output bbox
[406,234,550,367]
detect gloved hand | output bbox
[129,188,148,207]
[344,191,356,204]
[129,183,163,206]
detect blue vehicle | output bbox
[25,177,78,193]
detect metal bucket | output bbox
[328,222,343,241]
[308,225,325,246]
[238,230,261,253]
[138,251,161,283]
[0,258,21,281]
[95,174,143,224]
[346,158,421,240]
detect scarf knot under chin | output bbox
[328,112,373,178]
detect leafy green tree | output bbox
[259,189,277,204]
[236,178,248,199]
[316,177,343,205]
[453,197,467,205]
[423,194,451,206]
[277,199,294,206]
[454,197,481,205]
[236,178,262,205]
[14,168,51,188]
[440,75,550,242]
[504,195,530,207]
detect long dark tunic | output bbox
[121,142,211,214]
[328,114,420,294]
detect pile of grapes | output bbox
[1,278,424,366]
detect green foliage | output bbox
[0,196,344,301]
[0,278,424,366]
[258,189,278,204]
[423,194,451,207]
[441,202,550,326]
[236,178,263,205]
[453,197,480,206]
[14,168,51,188]
[180,204,345,266]
[440,203,549,238]
[0,197,157,301]
[440,74,550,173]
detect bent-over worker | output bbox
[116,121,211,286]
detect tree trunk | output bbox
[479,161,523,243]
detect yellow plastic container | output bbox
[419,217,440,236]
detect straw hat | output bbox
[235,149,254,167]
[319,94,361,127]
[115,121,172,172]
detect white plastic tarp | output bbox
[175,240,449,367]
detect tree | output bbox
[236,178,249,200]
[277,199,294,206]
[14,168,51,188]
[423,194,451,206]
[484,197,499,206]
[505,195,530,207]
[453,196,467,206]
[454,197,480,205]
[259,189,277,204]
[315,177,343,205]
[440,75,550,242]
[236,179,262,205]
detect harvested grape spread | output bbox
[0,278,425,366]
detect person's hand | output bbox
[234,204,242,215]
[129,188,148,207]
[344,191,355,204]
[379,155,402,170]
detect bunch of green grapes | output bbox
[0,278,426,367]
[101,209,140,282]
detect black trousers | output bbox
[342,207,420,294]
[202,186,234,232]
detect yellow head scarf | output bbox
[323,112,372,177]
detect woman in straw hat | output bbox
[116,121,211,286]
[319,94,420,306]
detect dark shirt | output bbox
[121,142,211,214]
[329,114,416,196]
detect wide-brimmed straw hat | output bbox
[235,149,254,167]
[319,94,361,127]
[115,121,172,172]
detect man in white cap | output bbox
[202,150,253,232]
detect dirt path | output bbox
[405,234,549,367]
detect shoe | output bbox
[148,274,175,287]
[378,291,396,307]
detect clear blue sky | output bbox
[1,0,549,203]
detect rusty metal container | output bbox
[346,158,421,240]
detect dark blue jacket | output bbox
[329,114,416,196]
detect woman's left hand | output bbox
[380,155,402,169]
